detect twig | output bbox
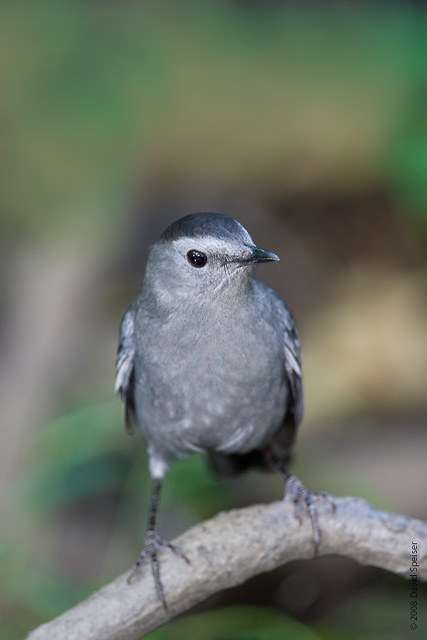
[26,497,427,640]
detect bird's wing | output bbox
[269,295,304,459]
[283,317,303,429]
[115,304,137,434]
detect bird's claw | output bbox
[127,529,190,608]
[285,477,335,554]
[310,490,337,512]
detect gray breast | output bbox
[133,307,287,462]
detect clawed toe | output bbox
[285,479,335,553]
[285,476,320,552]
[162,539,190,564]
[310,491,337,512]
[127,530,190,608]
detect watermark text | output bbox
[409,541,418,631]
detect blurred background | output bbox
[1,1,426,639]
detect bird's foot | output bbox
[127,529,190,608]
[284,476,335,553]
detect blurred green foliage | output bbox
[26,401,129,512]
[1,0,427,236]
[145,606,322,640]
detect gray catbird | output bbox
[116,212,323,606]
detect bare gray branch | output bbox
[26,497,427,640]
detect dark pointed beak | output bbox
[237,246,280,265]
[249,246,280,263]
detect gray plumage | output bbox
[115,212,313,606]
[116,212,302,477]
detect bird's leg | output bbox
[127,477,190,608]
[262,447,335,553]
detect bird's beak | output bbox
[239,246,280,265]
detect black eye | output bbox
[187,250,207,267]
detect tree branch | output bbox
[26,497,427,640]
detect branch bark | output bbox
[26,497,427,640]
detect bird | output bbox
[115,212,323,606]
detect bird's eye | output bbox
[187,250,207,268]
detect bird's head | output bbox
[143,212,279,304]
